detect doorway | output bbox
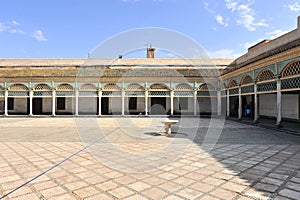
[150,97,166,115]
[33,98,43,115]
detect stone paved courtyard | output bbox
[0,117,300,200]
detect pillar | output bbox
[4,89,8,116]
[226,89,230,117]
[121,89,125,116]
[29,90,33,116]
[52,90,56,116]
[145,90,148,115]
[217,90,221,116]
[98,90,102,116]
[238,87,242,119]
[254,83,258,122]
[193,90,197,116]
[276,79,282,126]
[75,90,79,116]
[170,90,174,116]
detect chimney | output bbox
[147,47,155,58]
[298,15,300,29]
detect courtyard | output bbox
[0,117,299,199]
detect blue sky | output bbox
[0,0,299,58]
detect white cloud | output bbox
[215,15,228,27]
[208,49,241,58]
[225,0,239,11]
[266,29,289,39]
[10,29,26,34]
[288,2,300,11]
[204,1,215,14]
[11,20,21,26]
[225,0,268,31]
[32,30,47,41]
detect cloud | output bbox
[225,0,268,31]
[208,49,241,58]
[266,29,289,39]
[215,15,228,27]
[288,2,300,11]
[204,1,216,14]
[32,30,47,41]
[0,20,25,34]
[225,0,238,11]
[11,20,21,26]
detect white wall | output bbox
[79,97,97,114]
[43,98,52,113]
[259,94,277,117]
[110,97,122,114]
[198,97,217,113]
[282,94,299,119]
[12,98,27,113]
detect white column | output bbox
[52,90,56,116]
[226,89,230,117]
[217,90,221,116]
[193,90,197,116]
[145,90,148,115]
[276,79,282,125]
[170,90,174,116]
[121,90,125,116]
[75,90,79,116]
[4,89,8,116]
[238,87,242,119]
[29,90,33,116]
[254,84,258,122]
[98,90,102,116]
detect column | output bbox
[75,90,79,116]
[238,87,242,119]
[276,79,282,126]
[254,83,258,122]
[98,90,102,116]
[170,90,174,116]
[226,89,230,117]
[193,90,197,116]
[145,90,148,115]
[29,90,33,116]
[52,90,56,116]
[4,89,8,116]
[217,90,221,116]
[121,89,125,116]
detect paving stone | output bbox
[221,181,247,193]
[210,188,237,200]
[175,188,202,199]
[108,186,135,199]
[190,182,215,193]
[142,187,168,200]
[73,186,99,198]
[261,177,285,186]
[254,182,278,192]
[279,188,300,200]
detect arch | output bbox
[256,69,275,82]
[102,83,121,90]
[228,80,238,88]
[9,84,29,91]
[198,83,216,91]
[240,75,253,85]
[126,83,144,90]
[149,83,169,90]
[175,83,193,90]
[281,60,300,77]
[79,83,97,90]
[56,83,74,91]
[33,83,51,90]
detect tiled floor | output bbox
[0,117,300,199]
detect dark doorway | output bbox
[33,98,43,115]
[229,96,238,118]
[101,97,109,115]
[150,97,166,115]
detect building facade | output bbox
[0,16,299,127]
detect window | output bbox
[129,97,137,110]
[57,97,66,110]
[179,97,188,110]
[8,98,14,110]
